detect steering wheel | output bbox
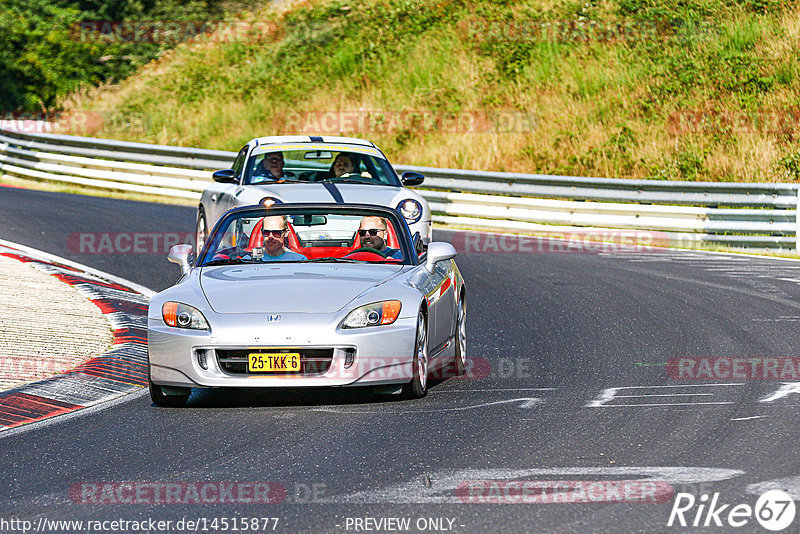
[344,247,389,261]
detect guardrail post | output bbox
[797,186,800,252]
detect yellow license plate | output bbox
[248,353,301,372]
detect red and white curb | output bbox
[0,239,153,431]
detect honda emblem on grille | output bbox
[267,314,281,323]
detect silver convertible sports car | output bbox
[148,203,466,407]
[197,136,431,254]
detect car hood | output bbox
[199,263,405,314]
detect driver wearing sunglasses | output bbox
[357,217,402,259]
[259,216,307,262]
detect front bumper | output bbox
[148,312,417,388]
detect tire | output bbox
[402,310,429,399]
[451,296,467,376]
[195,208,208,255]
[148,377,190,408]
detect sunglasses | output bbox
[266,157,283,163]
[358,228,384,236]
[262,229,285,237]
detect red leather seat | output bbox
[383,223,400,249]
[246,219,353,259]
[247,219,301,251]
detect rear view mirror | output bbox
[291,214,328,226]
[305,151,333,160]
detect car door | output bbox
[427,258,457,355]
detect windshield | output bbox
[200,207,412,266]
[244,146,400,186]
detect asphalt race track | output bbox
[3,186,800,533]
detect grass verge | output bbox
[62,0,800,183]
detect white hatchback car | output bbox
[197,136,430,253]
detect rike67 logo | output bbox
[668,490,796,531]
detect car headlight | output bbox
[260,196,282,207]
[162,302,209,330]
[342,300,402,329]
[396,199,423,224]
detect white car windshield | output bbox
[200,207,411,265]
[244,148,400,186]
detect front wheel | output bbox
[402,311,428,399]
[451,296,467,376]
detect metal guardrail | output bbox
[1,127,798,249]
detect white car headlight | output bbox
[260,196,283,207]
[342,301,402,329]
[162,302,209,330]
[396,199,423,224]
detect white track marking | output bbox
[0,388,149,440]
[0,239,155,439]
[608,383,744,389]
[593,402,734,407]
[586,384,743,407]
[0,238,155,297]
[760,382,800,403]
[613,393,714,398]
[311,397,543,414]
[747,477,800,500]
[432,388,556,393]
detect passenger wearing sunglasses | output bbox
[357,217,402,259]
[259,216,307,262]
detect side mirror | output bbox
[212,169,237,183]
[168,244,193,275]
[425,242,457,272]
[401,171,425,186]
